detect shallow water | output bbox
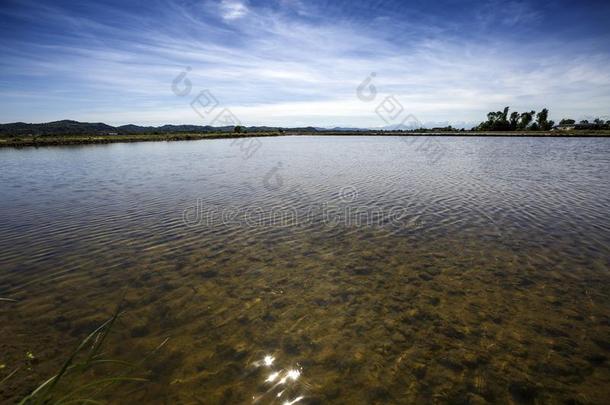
[1,136,609,404]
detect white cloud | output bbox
[277,0,313,16]
[1,0,609,126]
[477,0,541,27]
[219,0,248,21]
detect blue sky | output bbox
[1,0,610,127]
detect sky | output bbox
[1,0,610,128]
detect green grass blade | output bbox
[0,367,20,385]
[19,315,115,404]
[55,377,148,404]
[86,300,124,363]
[58,399,105,405]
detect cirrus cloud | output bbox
[219,0,249,21]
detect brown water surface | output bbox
[0,136,609,403]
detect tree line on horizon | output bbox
[475,107,610,131]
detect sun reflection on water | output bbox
[252,354,306,404]
[264,355,275,366]
[266,371,280,383]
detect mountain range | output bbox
[0,120,477,137]
[0,120,295,136]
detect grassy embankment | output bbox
[0,132,283,147]
[1,130,609,147]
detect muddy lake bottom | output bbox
[1,136,609,404]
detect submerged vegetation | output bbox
[1,303,166,404]
[1,136,609,402]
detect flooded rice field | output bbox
[1,136,609,404]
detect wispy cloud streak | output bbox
[0,0,609,126]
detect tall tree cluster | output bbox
[476,107,554,131]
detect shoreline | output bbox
[1,131,610,148]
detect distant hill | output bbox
[0,120,481,136]
[116,124,233,134]
[380,121,475,131]
[0,120,117,136]
[0,120,284,136]
[326,127,370,132]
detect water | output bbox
[0,136,609,403]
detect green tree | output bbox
[234,125,244,133]
[559,119,575,125]
[478,107,511,131]
[509,111,520,130]
[476,107,559,131]
[500,106,509,122]
[536,108,554,131]
[518,111,535,130]
[495,107,510,130]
